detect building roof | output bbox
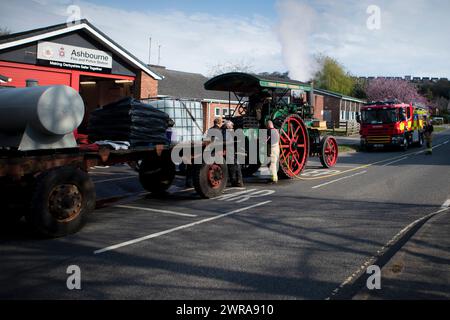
[314,88,366,103]
[0,20,162,80]
[205,72,311,93]
[153,66,235,101]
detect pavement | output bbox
[354,208,450,300]
[0,129,449,300]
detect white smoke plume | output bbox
[276,0,317,82]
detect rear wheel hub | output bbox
[48,184,82,222]
[208,165,224,189]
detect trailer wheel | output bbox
[27,167,95,237]
[319,136,339,168]
[193,163,228,199]
[139,157,176,194]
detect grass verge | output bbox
[338,144,359,153]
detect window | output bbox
[215,107,221,117]
[223,108,229,116]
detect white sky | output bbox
[1,0,449,80]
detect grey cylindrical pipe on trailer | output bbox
[0,85,84,135]
[0,85,85,151]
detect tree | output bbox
[419,79,450,100]
[353,78,368,99]
[0,27,11,36]
[313,55,356,96]
[366,78,426,104]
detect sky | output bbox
[1,0,449,80]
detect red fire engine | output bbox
[358,101,429,151]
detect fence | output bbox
[327,120,360,136]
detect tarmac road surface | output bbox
[0,129,449,300]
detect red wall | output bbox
[0,61,135,91]
[0,62,73,88]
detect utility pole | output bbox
[148,37,152,65]
[158,45,161,66]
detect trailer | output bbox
[0,85,176,237]
[0,145,175,237]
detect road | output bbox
[0,129,449,300]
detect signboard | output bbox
[37,41,112,73]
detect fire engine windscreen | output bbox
[361,108,399,125]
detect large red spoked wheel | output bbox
[319,136,339,168]
[276,114,309,178]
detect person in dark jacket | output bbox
[423,119,434,155]
[206,117,223,142]
[223,121,244,187]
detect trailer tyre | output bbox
[193,163,228,199]
[139,157,176,194]
[27,167,95,238]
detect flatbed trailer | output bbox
[0,145,175,237]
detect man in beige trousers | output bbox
[267,120,280,184]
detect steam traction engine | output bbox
[203,72,339,182]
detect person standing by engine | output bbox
[267,120,280,184]
[423,119,434,155]
[223,121,244,187]
[206,117,223,142]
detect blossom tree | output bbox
[366,78,427,104]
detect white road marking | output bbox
[311,171,367,189]
[432,140,449,149]
[215,189,258,201]
[94,200,272,255]
[94,176,137,184]
[168,186,195,193]
[326,204,450,300]
[302,169,341,177]
[115,205,197,218]
[226,187,247,191]
[443,141,449,145]
[381,156,409,167]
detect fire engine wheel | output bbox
[27,166,96,238]
[193,163,228,199]
[319,136,339,168]
[139,157,176,194]
[275,114,309,179]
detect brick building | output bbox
[0,20,162,130]
[152,65,240,132]
[314,88,365,127]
